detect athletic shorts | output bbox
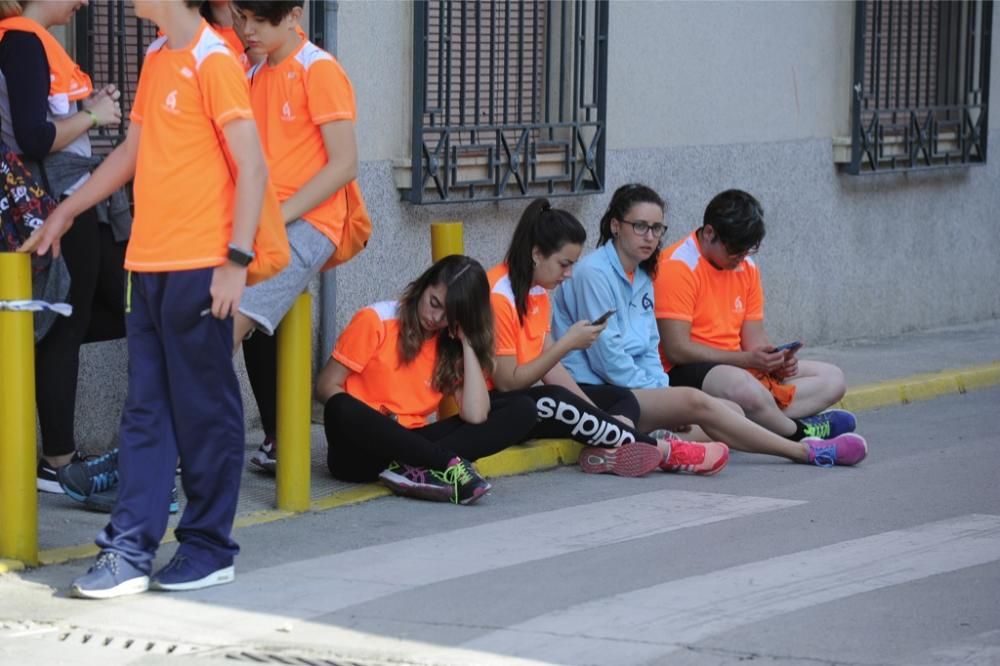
[666,362,719,390]
[239,219,334,335]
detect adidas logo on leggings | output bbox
[536,397,636,447]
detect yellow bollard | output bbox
[431,222,463,420]
[275,291,312,512]
[430,221,464,261]
[0,252,38,565]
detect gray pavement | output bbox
[30,317,1000,556]
[2,382,998,665]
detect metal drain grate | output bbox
[221,650,416,666]
[55,627,206,656]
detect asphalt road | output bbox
[2,386,998,666]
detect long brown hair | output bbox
[397,255,494,395]
[504,197,586,322]
[598,183,666,278]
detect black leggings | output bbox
[35,211,126,457]
[242,330,277,438]
[323,392,537,483]
[494,384,656,447]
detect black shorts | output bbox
[667,362,720,390]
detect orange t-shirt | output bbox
[333,301,441,429]
[126,23,254,272]
[214,25,250,70]
[653,231,764,370]
[248,39,355,249]
[488,263,550,366]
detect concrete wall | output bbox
[71,1,1000,449]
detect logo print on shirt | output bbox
[179,67,194,78]
[734,296,744,312]
[281,101,295,121]
[642,293,653,311]
[163,90,179,114]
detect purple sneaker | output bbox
[805,433,868,467]
[378,461,453,502]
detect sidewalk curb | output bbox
[16,361,998,571]
[835,362,1000,413]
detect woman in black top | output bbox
[0,0,126,493]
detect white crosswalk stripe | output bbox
[462,513,1000,665]
[200,489,804,617]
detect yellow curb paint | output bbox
[902,375,962,403]
[0,558,26,573]
[957,363,1000,392]
[24,362,1000,570]
[837,362,1000,413]
[311,485,391,511]
[38,543,99,566]
[836,384,903,412]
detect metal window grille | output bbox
[848,0,993,174]
[74,1,158,157]
[409,0,608,204]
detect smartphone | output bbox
[592,309,616,325]
[771,340,803,353]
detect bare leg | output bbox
[700,365,798,437]
[676,398,742,442]
[782,360,847,418]
[634,387,809,463]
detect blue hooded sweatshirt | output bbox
[551,242,670,389]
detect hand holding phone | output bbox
[771,340,803,353]
[592,309,616,325]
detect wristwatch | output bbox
[227,243,255,267]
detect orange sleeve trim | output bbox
[124,256,224,271]
[312,111,355,123]
[495,346,517,356]
[743,315,765,321]
[215,107,254,126]
[654,310,694,321]
[331,349,365,373]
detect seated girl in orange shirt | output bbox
[315,255,537,505]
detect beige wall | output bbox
[337,0,856,162]
[605,0,854,148]
[337,0,411,163]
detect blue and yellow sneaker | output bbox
[797,409,857,440]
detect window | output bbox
[408,0,609,203]
[846,0,993,174]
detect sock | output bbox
[789,419,808,441]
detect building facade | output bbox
[66,1,998,444]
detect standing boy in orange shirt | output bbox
[231,0,358,472]
[23,0,269,598]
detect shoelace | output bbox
[442,460,474,487]
[92,551,121,575]
[811,444,836,468]
[802,417,832,439]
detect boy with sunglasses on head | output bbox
[654,189,859,458]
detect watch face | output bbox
[228,246,253,266]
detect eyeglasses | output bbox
[619,219,667,239]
